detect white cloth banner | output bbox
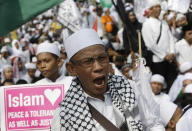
[168,0,190,13]
[57,0,82,32]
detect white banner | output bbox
[168,0,190,13]
[57,0,82,32]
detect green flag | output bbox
[0,0,63,37]
[100,0,112,9]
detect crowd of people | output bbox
[1,0,192,130]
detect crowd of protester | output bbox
[1,0,192,130]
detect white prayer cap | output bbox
[25,63,36,70]
[4,37,10,43]
[150,74,165,84]
[125,3,133,12]
[160,100,177,126]
[184,84,192,93]
[183,73,192,81]
[32,57,37,63]
[176,13,185,22]
[3,65,13,72]
[103,7,108,12]
[36,42,60,57]
[180,61,192,73]
[148,0,161,8]
[1,46,8,53]
[64,28,103,60]
[167,12,175,21]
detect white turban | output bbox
[64,29,103,60]
[150,74,166,89]
[0,46,8,53]
[150,74,165,84]
[36,42,60,57]
[25,63,36,70]
[183,73,192,81]
[148,0,161,8]
[3,65,13,72]
[160,100,177,126]
[184,84,192,93]
[176,13,185,22]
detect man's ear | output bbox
[57,58,63,68]
[66,62,77,76]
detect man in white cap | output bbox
[169,73,192,102]
[142,0,176,89]
[169,61,192,101]
[23,63,39,83]
[0,46,11,70]
[51,29,165,131]
[35,42,73,94]
[175,28,192,66]
[159,100,183,130]
[150,74,170,102]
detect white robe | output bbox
[175,39,192,65]
[168,74,184,102]
[176,107,192,131]
[154,93,171,103]
[35,75,73,94]
[142,17,175,63]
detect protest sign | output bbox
[0,84,65,131]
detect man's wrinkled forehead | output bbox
[71,44,105,60]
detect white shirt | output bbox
[51,91,117,131]
[176,107,192,131]
[175,39,192,65]
[154,93,171,103]
[142,17,175,63]
[84,91,117,131]
[35,75,73,94]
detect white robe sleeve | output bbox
[132,58,165,131]
[176,108,192,131]
[168,26,175,54]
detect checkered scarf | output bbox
[59,75,143,131]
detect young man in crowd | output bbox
[35,42,73,94]
[51,29,165,131]
[150,74,170,102]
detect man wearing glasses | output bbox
[51,29,164,131]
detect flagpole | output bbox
[138,30,142,58]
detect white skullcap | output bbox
[151,74,165,84]
[25,63,36,69]
[176,13,185,22]
[125,3,133,12]
[103,7,108,12]
[184,84,192,93]
[36,42,60,57]
[64,28,103,60]
[3,65,13,72]
[167,12,175,21]
[1,46,8,53]
[160,100,177,126]
[180,61,192,73]
[4,38,10,43]
[32,57,37,63]
[183,73,192,81]
[148,0,160,8]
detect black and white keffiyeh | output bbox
[59,75,143,131]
